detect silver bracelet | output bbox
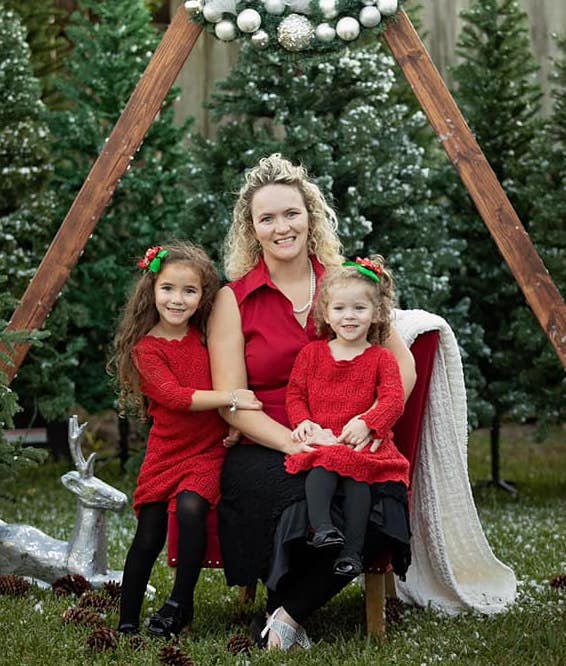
[229,392,238,413]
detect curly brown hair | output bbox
[224,153,343,279]
[314,255,395,345]
[109,240,220,419]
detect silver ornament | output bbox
[263,0,286,15]
[184,0,203,17]
[0,416,128,588]
[236,8,262,33]
[377,0,398,16]
[277,13,315,51]
[336,16,360,41]
[215,19,237,41]
[203,3,223,23]
[359,6,381,27]
[251,29,270,48]
[315,22,336,43]
[318,0,338,20]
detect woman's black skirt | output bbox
[218,443,411,589]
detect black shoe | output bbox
[117,622,139,635]
[147,599,191,638]
[249,611,268,649]
[334,553,363,578]
[306,524,345,549]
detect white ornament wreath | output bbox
[184,0,402,53]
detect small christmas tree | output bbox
[47,0,195,412]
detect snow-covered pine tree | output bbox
[47,0,194,411]
[184,40,462,312]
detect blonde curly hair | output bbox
[314,255,395,345]
[224,153,343,279]
[109,240,220,419]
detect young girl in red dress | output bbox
[285,256,409,578]
[111,241,261,637]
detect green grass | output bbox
[1,424,565,665]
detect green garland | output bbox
[185,0,405,56]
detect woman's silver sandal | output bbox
[260,607,311,652]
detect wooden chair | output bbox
[167,329,440,636]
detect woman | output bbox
[207,154,416,650]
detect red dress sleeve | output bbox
[361,348,405,439]
[132,344,195,411]
[285,345,314,427]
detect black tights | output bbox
[119,490,209,627]
[305,467,371,557]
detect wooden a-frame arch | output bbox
[3,7,566,381]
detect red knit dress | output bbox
[131,327,227,515]
[284,341,410,486]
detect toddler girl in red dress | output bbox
[110,241,261,637]
[285,256,409,578]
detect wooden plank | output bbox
[365,572,386,637]
[383,11,566,370]
[2,8,202,382]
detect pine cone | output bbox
[386,597,408,626]
[158,643,194,666]
[78,590,114,612]
[550,574,566,590]
[62,607,103,627]
[127,634,148,652]
[86,626,118,652]
[0,574,31,597]
[102,580,122,602]
[52,573,92,597]
[226,633,254,655]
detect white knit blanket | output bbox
[392,309,517,614]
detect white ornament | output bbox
[215,19,237,40]
[377,0,398,16]
[318,0,338,20]
[336,16,360,41]
[263,0,286,15]
[237,8,262,33]
[361,0,376,5]
[203,4,223,22]
[278,14,315,51]
[315,22,336,43]
[359,6,381,27]
[251,29,270,48]
[184,0,203,17]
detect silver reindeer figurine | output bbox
[0,415,127,587]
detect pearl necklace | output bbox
[293,261,316,314]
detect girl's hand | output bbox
[292,419,317,442]
[337,416,372,449]
[305,424,338,446]
[222,426,241,448]
[231,389,263,411]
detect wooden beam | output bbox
[383,11,566,370]
[2,8,202,382]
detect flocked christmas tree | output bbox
[444,0,546,477]
[46,0,195,412]
[0,4,80,424]
[184,39,462,310]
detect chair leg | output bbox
[238,584,256,605]
[365,572,386,637]
[385,570,396,598]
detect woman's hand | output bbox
[337,416,372,449]
[305,424,338,446]
[222,426,241,448]
[231,388,263,411]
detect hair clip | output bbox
[138,246,169,273]
[342,257,382,282]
